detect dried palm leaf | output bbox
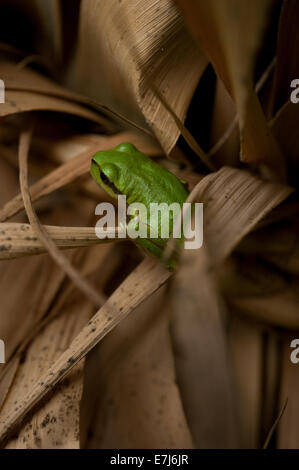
[175,0,286,180]
[69,0,208,154]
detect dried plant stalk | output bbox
[0,223,122,259]
[170,246,239,448]
[18,125,105,307]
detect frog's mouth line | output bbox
[99,170,122,195]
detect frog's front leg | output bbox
[125,205,166,260]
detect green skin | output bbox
[90,142,189,265]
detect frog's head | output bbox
[91,142,139,198]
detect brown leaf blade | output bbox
[170,247,239,448]
[0,257,171,444]
[70,0,207,154]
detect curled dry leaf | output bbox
[69,0,208,154]
[1,60,113,129]
[277,336,299,448]
[18,125,105,307]
[194,166,293,265]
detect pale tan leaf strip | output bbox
[6,85,152,138]
[0,257,69,410]
[3,297,92,448]
[73,0,205,154]
[2,60,151,135]
[0,223,122,260]
[0,257,171,444]
[208,57,276,158]
[2,89,113,130]
[165,166,293,265]
[119,3,210,164]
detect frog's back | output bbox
[93,142,189,206]
[116,144,189,205]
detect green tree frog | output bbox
[90,142,189,266]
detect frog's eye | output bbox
[99,163,122,195]
[100,163,119,183]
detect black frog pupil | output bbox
[100,170,122,195]
[100,171,110,184]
